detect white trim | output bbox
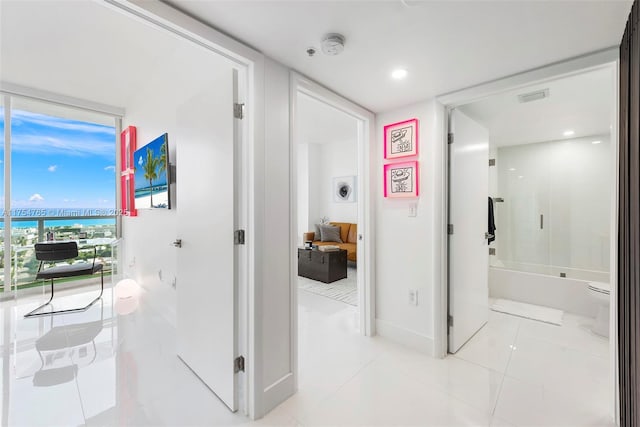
[433,101,449,359]
[99,0,265,419]
[3,96,11,294]
[0,82,125,117]
[376,319,435,355]
[436,48,619,420]
[289,71,377,339]
[262,373,295,413]
[610,57,620,426]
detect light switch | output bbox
[409,204,417,217]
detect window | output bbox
[1,96,117,292]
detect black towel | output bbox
[488,197,496,244]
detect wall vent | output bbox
[517,89,549,103]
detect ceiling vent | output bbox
[517,89,549,103]
[321,33,345,56]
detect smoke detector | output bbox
[517,88,549,103]
[321,33,345,56]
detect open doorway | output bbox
[296,93,360,310]
[445,63,618,424]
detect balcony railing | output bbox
[0,216,117,293]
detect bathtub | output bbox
[489,262,609,318]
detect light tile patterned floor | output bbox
[0,286,613,426]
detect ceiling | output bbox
[0,0,184,109]
[165,0,632,113]
[297,93,357,145]
[460,66,615,147]
[0,1,632,116]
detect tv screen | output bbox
[134,133,171,209]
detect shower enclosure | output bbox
[490,135,612,283]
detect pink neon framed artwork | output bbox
[384,161,419,198]
[384,118,418,160]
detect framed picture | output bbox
[333,176,356,203]
[384,118,419,159]
[134,133,171,209]
[384,161,419,198]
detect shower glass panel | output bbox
[491,135,611,280]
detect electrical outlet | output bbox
[408,289,418,306]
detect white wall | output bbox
[319,140,358,224]
[296,143,309,244]
[298,139,358,238]
[375,100,444,354]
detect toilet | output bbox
[587,282,610,338]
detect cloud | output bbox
[5,110,116,158]
[104,165,116,171]
[48,165,58,172]
[10,110,115,135]
[29,193,44,202]
[10,133,114,158]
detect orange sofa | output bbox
[303,222,357,262]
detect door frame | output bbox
[99,0,261,418]
[434,47,620,420]
[289,72,376,353]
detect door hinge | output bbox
[234,229,245,245]
[447,224,454,235]
[448,315,454,327]
[448,133,454,144]
[234,356,245,373]
[489,158,496,166]
[233,103,245,119]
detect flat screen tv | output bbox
[134,133,171,209]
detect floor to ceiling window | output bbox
[0,96,118,293]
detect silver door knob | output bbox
[484,233,494,240]
[172,239,182,248]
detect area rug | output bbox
[298,267,357,306]
[491,298,563,326]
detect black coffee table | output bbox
[298,248,347,283]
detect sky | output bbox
[0,108,116,211]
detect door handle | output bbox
[484,232,494,240]
[172,239,182,248]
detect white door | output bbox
[176,69,237,410]
[448,109,490,353]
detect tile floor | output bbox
[0,286,614,426]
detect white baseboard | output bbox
[261,372,295,418]
[375,319,435,356]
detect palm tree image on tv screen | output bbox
[134,133,170,209]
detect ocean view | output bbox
[0,208,117,229]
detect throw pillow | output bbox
[314,224,322,241]
[320,224,343,243]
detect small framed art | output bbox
[384,161,419,198]
[384,118,418,159]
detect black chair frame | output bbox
[24,242,104,318]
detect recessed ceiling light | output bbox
[391,68,408,80]
[563,130,575,137]
[508,168,516,171]
[592,140,602,145]
[518,176,524,179]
